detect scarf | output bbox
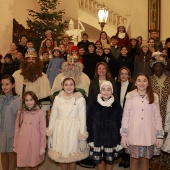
[118,32,125,39]
[0,94,15,130]
[97,94,114,107]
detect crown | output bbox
[67,54,79,63]
[150,52,167,67]
[25,51,37,58]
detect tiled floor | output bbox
[38,157,129,170]
[0,155,129,170]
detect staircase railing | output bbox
[78,0,131,29]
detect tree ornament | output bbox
[30,25,34,29]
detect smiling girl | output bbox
[121,73,163,170]
[0,75,21,170]
[14,91,46,169]
[47,77,89,170]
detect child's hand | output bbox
[13,147,17,153]
[88,142,94,148]
[48,137,53,149]
[156,138,163,148]
[40,148,45,156]
[79,140,88,152]
[121,136,129,148]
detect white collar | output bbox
[118,32,125,39]
[121,80,129,86]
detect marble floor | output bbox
[0,155,129,170]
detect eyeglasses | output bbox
[120,73,129,76]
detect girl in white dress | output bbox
[47,77,89,170]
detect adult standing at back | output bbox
[88,62,117,109]
[116,67,133,168]
[51,54,90,96]
[150,52,170,170]
[13,50,51,100]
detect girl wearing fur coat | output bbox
[47,77,89,170]
[87,81,122,170]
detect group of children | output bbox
[0,71,168,170]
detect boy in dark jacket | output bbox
[13,51,23,71]
[1,54,15,76]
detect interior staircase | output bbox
[78,0,131,37]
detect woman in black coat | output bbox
[116,67,133,168]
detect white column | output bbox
[0,0,14,56]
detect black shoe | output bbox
[124,160,130,168]
[79,158,95,168]
[119,159,125,167]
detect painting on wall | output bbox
[148,0,161,37]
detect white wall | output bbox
[102,0,170,41]
[0,0,14,56]
[104,0,148,40]
[13,0,39,28]
[161,0,170,41]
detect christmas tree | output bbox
[27,0,68,50]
